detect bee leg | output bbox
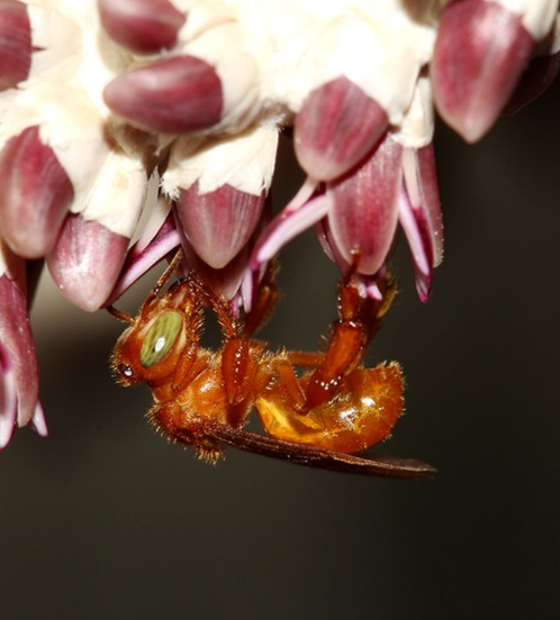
[217,265,280,412]
[186,269,241,339]
[185,276,253,410]
[147,401,224,463]
[186,269,277,417]
[147,248,185,301]
[302,272,397,409]
[170,290,205,393]
[256,271,403,452]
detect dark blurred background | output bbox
[1,77,559,619]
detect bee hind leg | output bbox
[294,272,396,409]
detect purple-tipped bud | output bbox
[171,210,251,304]
[0,126,74,258]
[103,55,223,133]
[47,214,129,311]
[98,0,186,54]
[182,235,250,303]
[432,0,534,142]
[399,144,444,302]
[326,133,403,276]
[176,182,265,270]
[0,340,17,449]
[416,144,443,269]
[294,76,388,181]
[0,273,40,435]
[0,0,31,91]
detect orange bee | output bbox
[109,251,435,478]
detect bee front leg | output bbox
[187,272,270,419]
[147,401,224,464]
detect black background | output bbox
[1,78,559,619]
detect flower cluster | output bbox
[0,0,558,449]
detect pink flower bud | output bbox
[104,55,223,133]
[0,271,40,443]
[0,0,31,91]
[399,144,443,302]
[0,340,17,449]
[327,133,403,276]
[0,126,74,258]
[47,213,129,311]
[98,0,186,54]
[294,76,388,181]
[432,0,535,142]
[181,234,251,304]
[176,182,265,269]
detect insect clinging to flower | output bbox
[109,250,435,479]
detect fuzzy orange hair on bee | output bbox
[108,251,435,478]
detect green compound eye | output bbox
[140,311,183,368]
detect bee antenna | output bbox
[150,248,185,298]
[106,305,135,325]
